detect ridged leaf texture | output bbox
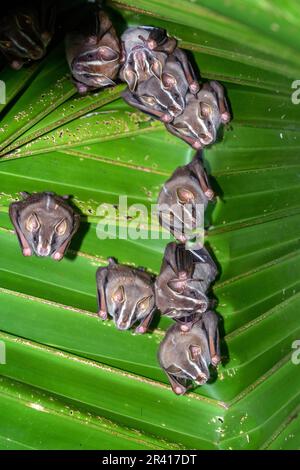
[0,0,299,450]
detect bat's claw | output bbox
[211,354,221,367]
[221,111,231,123]
[204,189,214,200]
[173,385,186,395]
[52,252,63,261]
[161,114,173,123]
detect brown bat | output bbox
[120,27,199,122]
[166,80,231,149]
[0,0,56,69]
[158,311,220,395]
[96,258,156,333]
[65,7,121,94]
[155,242,217,330]
[120,26,177,91]
[157,154,214,242]
[9,191,80,260]
[121,51,193,123]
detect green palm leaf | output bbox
[0,0,299,450]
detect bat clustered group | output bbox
[5,3,231,395]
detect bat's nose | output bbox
[195,373,208,385]
[36,242,51,257]
[31,47,44,60]
[116,321,128,330]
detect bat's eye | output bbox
[176,187,195,204]
[199,102,211,118]
[112,286,125,303]
[55,219,67,236]
[137,296,151,311]
[140,95,156,106]
[25,213,40,232]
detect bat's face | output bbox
[9,192,80,260]
[166,89,221,149]
[158,321,212,394]
[120,27,177,92]
[128,57,189,122]
[0,4,55,69]
[157,166,208,241]
[66,9,121,93]
[104,266,155,331]
[70,42,120,89]
[155,243,210,320]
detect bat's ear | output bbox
[99,46,119,61]
[20,192,30,199]
[123,65,137,91]
[176,188,195,204]
[189,344,201,361]
[167,278,186,294]
[151,57,162,79]
[162,72,176,89]
[199,102,211,118]
[112,285,125,303]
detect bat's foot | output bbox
[98,310,108,320]
[204,189,214,200]
[22,248,32,257]
[189,81,200,94]
[211,354,221,367]
[221,111,231,123]
[135,325,147,334]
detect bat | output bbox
[121,52,191,123]
[0,0,56,69]
[65,7,121,94]
[157,153,214,242]
[9,191,80,260]
[96,257,156,333]
[155,242,217,329]
[166,80,231,149]
[158,310,220,395]
[120,26,177,91]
